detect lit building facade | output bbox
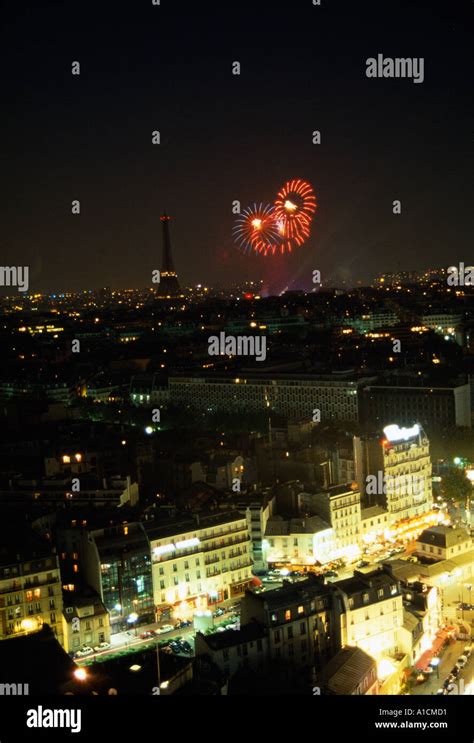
[354,424,433,522]
[0,553,64,647]
[62,592,110,654]
[332,569,404,663]
[146,511,253,616]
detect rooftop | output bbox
[197,622,265,651]
[317,646,376,695]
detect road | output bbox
[76,609,240,665]
[413,640,472,695]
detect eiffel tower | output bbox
[157,212,180,297]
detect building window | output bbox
[349,597,354,608]
[173,565,178,573]
[159,567,164,576]
[274,630,280,644]
[363,593,369,604]
[160,580,165,590]
[284,609,291,621]
[297,605,304,615]
[287,626,293,639]
[377,589,384,599]
[271,613,278,623]
[300,622,306,635]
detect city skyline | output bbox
[1,0,472,292]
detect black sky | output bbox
[1,0,473,293]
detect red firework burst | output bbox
[274,178,317,253]
[233,203,283,256]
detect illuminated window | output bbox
[34,589,41,599]
[26,591,33,602]
[123,526,129,536]
[73,564,79,573]
[297,605,304,615]
[285,609,291,621]
[363,593,369,604]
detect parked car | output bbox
[140,631,155,640]
[156,624,174,634]
[456,656,467,669]
[175,619,192,629]
[75,646,94,658]
[179,640,193,654]
[93,641,110,652]
[212,608,225,617]
[464,646,472,657]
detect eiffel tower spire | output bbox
[158,212,180,297]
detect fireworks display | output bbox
[274,178,317,253]
[233,179,317,256]
[232,203,283,256]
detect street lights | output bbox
[127,612,139,636]
[430,657,441,680]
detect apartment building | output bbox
[331,568,404,663]
[415,525,472,562]
[62,590,110,654]
[0,542,64,647]
[146,511,253,613]
[240,576,334,670]
[354,424,433,521]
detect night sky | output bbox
[1,0,473,293]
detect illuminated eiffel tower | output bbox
[157,212,180,297]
